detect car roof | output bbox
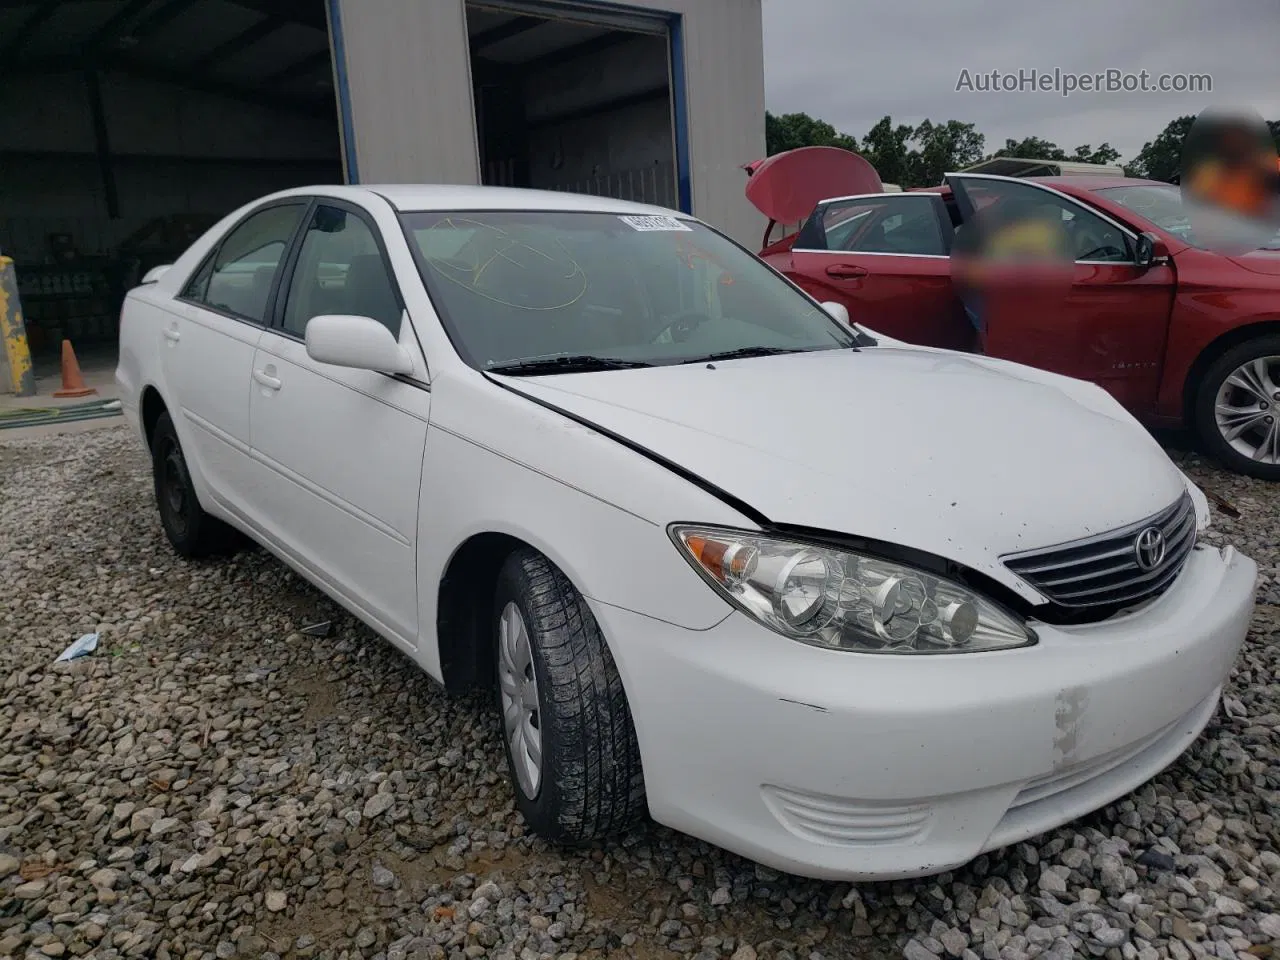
[907,175,1164,198]
[264,183,695,217]
[1026,175,1166,192]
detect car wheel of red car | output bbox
[1194,334,1280,481]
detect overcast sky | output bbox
[761,0,1280,163]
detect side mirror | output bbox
[1134,231,1170,268]
[140,264,171,284]
[305,314,414,375]
[820,300,851,325]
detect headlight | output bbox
[670,525,1034,654]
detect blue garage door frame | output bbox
[324,0,692,216]
[324,0,360,185]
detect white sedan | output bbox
[115,185,1257,881]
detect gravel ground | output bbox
[1,424,1278,960]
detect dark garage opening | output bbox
[0,0,343,370]
[466,1,680,210]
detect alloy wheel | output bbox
[498,601,543,798]
[1214,355,1280,465]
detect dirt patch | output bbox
[291,674,342,723]
[258,895,347,955]
[465,844,530,877]
[583,867,646,924]
[603,943,679,960]
[370,843,532,899]
[578,860,895,960]
[272,579,339,631]
[580,862,686,947]
[376,849,451,899]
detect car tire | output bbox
[1193,334,1280,481]
[492,548,646,843]
[150,412,239,557]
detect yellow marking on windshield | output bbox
[421,217,587,311]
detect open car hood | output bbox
[743,146,883,226]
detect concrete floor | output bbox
[28,340,119,392]
[1,344,122,439]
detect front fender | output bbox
[1157,258,1280,420]
[415,373,750,680]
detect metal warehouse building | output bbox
[0,0,766,374]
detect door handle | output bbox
[253,368,282,391]
[163,325,180,343]
[825,264,868,279]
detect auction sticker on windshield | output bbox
[618,215,692,231]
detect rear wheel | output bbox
[1193,335,1280,480]
[150,412,238,556]
[493,548,646,843]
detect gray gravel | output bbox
[1,425,1277,960]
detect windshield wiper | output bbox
[486,355,654,376]
[681,344,856,365]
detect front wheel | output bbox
[1193,335,1280,481]
[493,548,646,843]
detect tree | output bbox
[761,113,985,188]
[989,136,1120,170]
[1069,143,1121,165]
[765,111,858,156]
[1125,115,1196,181]
[992,136,1069,161]
[1126,116,1280,181]
[907,119,986,186]
[859,115,915,185]
[760,109,1274,189]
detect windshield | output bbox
[1097,183,1280,251]
[401,210,857,371]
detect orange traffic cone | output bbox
[52,339,98,399]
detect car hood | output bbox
[501,347,1187,599]
[1228,247,1280,277]
[743,145,883,227]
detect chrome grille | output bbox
[1003,492,1196,612]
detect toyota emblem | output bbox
[1133,526,1167,571]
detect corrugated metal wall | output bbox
[330,0,480,186]
[663,0,767,246]
[331,0,766,246]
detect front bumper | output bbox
[595,543,1256,881]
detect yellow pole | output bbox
[0,256,36,398]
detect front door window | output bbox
[282,205,403,339]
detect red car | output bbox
[750,148,1280,479]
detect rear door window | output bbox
[182,203,307,324]
[798,195,952,256]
